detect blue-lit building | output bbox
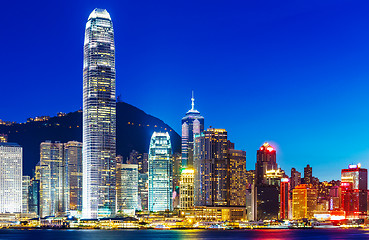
[148,132,173,212]
[181,93,204,168]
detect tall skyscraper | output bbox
[341,164,367,219]
[228,149,247,206]
[83,8,117,218]
[280,178,290,219]
[181,93,204,168]
[0,142,22,213]
[64,141,83,213]
[194,128,228,207]
[22,176,30,213]
[148,132,173,212]
[255,142,277,185]
[304,164,313,185]
[39,141,64,217]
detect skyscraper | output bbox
[290,167,302,190]
[181,93,204,168]
[280,178,290,219]
[304,164,313,185]
[341,164,367,219]
[116,164,139,215]
[255,142,277,185]
[148,132,173,212]
[83,8,116,218]
[228,149,247,206]
[194,128,228,207]
[39,141,64,217]
[64,141,83,213]
[0,142,22,213]
[22,176,30,213]
[292,184,317,219]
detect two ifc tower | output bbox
[82,8,203,218]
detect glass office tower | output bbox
[148,132,173,212]
[83,8,116,218]
[0,143,22,213]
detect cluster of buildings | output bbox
[0,8,368,228]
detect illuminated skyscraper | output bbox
[292,184,317,219]
[181,93,204,167]
[341,164,367,219]
[304,164,313,185]
[116,164,138,215]
[39,141,64,217]
[180,168,195,209]
[64,141,83,213]
[148,132,173,212]
[290,168,301,190]
[255,142,277,185]
[83,8,116,218]
[228,149,247,206]
[22,176,30,213]
[194,128,228,206]
[0,143,22,213]
[280,178,290,219]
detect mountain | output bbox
[0,102,181,176]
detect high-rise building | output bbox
[292,184,317,219]
[22,176,30,213]
[290,168,301,190]
[280,178,290,219]
[172,152,182,208]
[39,141,65,217]
[83,8,117,219]
[181,93,204,168]
[148,132,173,212]
[194,128,228,207]
[255,143,277,185]
[116,164,138,215]
[138,173,148,211]
[228,149,247,206]
[0,142,22,213]
[304,164,313,185]
[64,141,83,213]
[29,162,40,215]
[341,164,367,219]
[180,168,195,209]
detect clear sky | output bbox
[1,0,369,181]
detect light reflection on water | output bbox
[1,229,369,240]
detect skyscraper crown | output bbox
[88,8,111,20]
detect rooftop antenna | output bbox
[191,91,195,110]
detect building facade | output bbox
[255,142,277,185]
[64,141,83,213]
[228,149,247,206]
[292,184,317,219]
[290,168,301,190]
[148,132,173,212]
[194,128,228,207]
[180,168,195,209]
[116,164,139,214]
[341,164,367,219]
[39,141,65,217]
[0,143,22,213]
[22,176,30,213]
[83,8,117,218]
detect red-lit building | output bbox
[280,178,290,219]
[341,164,367,219]
[255,142,277,185]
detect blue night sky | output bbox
[1,0,369,181]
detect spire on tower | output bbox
[191,91,195,110]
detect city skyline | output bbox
[2,1,369,181]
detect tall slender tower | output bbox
[83,8,116,218]
[181,92,204,167]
